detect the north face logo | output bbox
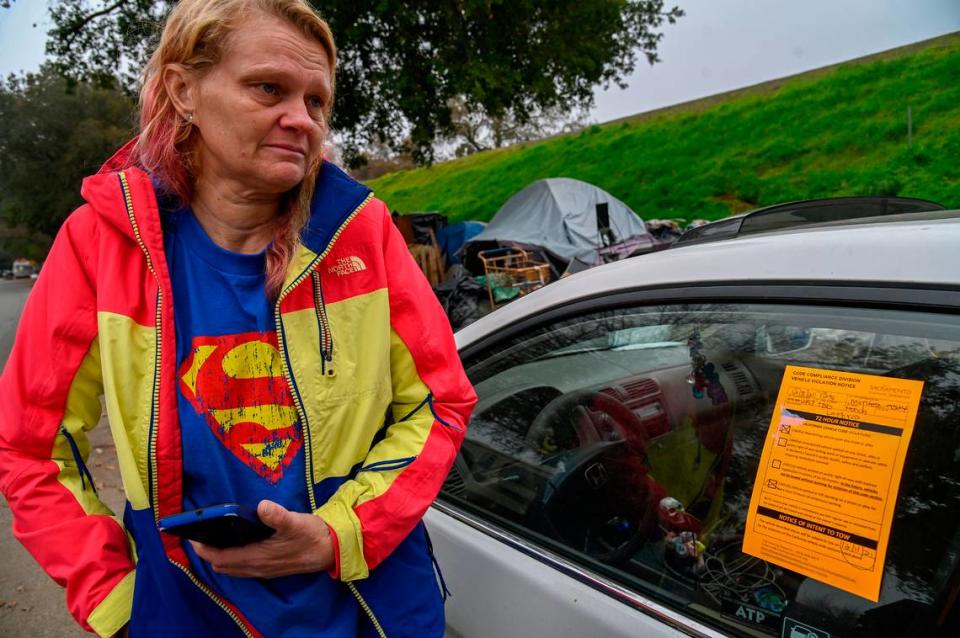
[328,256,367,276]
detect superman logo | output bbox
[178,331,301,484]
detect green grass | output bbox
[368,37,960,223]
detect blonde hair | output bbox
[135,0,337,299]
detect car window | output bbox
[739,199,945,236]
[443,302,960,638]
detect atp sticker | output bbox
[720,597,781,631]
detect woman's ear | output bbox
[161,63,198,119]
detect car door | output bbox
[428,283,960,638]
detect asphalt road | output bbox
[0,279,124,637]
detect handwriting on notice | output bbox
[742,365,923,602]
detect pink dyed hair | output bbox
[133,0,337,299]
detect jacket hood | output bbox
[79,138,373,260]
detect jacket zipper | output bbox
[311,271,334,376]
[148,289,162,512]
[273,192,387,636]
[273,191,372,513]
[171,563,254,638]
[118,173,162,518]
[119,171,255,638]
[348,582,388,638]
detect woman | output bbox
[0,1,475,636]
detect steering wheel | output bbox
[525,389,658,564]
[525,389,647,455]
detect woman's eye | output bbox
[308,96,324,110]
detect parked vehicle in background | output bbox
[11,258,35,279]
[428,214,960,638]
[674,196,945,246]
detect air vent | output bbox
[721,362,753,396]
[600,387,626,401]
[443,464,466,496]
[621,378,659,399]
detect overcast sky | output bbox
[592,0,960,122]
[2,0,959,124]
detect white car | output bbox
[427,213,960,638]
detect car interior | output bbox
[442,303,960,638]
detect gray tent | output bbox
[465,178,650,263]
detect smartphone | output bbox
[158,503,275,548]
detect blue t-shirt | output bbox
[164,207,356,637]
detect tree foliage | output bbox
[45,0,173,90]
[28,0,682,164]
[442,98,590,158]
[0,66,136,240]
[325,0,683,163]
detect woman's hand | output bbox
[191,500,335,578]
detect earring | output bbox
[183,112,194,124]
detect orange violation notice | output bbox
[742,365,923,602]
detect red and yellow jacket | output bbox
[0,154,476,637]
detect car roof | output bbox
[675,196,946,246]
[456,216,960,345]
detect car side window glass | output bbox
[443,303,960,638]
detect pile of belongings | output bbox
[475,246,552,309]
[563,219,682,276]
[395,177,664,328]
[461,178,654,278]
[392,212,449,287]
[433,264,488,330]
[393,212,487,284]
[392,212,489,329]
[645,219,684,246]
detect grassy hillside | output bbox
[368,34,960,223]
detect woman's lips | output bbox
[265,143,306,156]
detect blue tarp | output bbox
[437,221,486,264]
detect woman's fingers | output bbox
[256,499,292,531]
[189,510,334,577]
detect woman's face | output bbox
[181,13,332,197]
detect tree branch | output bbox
[461,127,486,153]
[62,0,128,48]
